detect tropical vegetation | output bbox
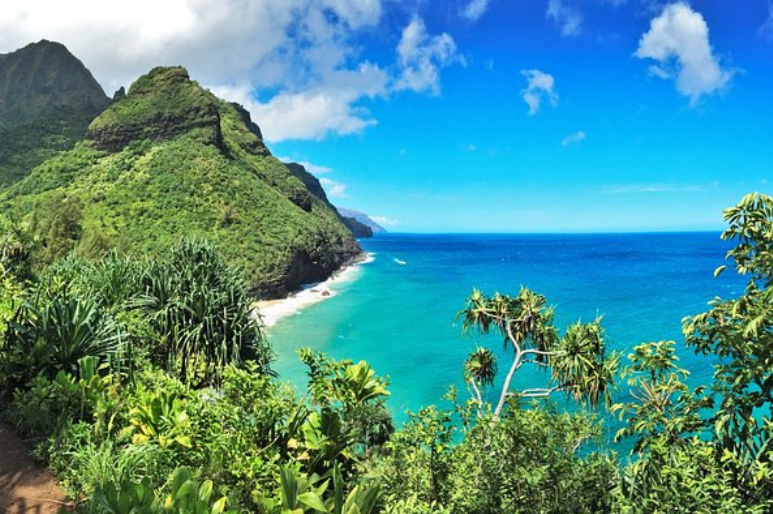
[2,189,773,513]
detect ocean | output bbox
[267,233,745,449]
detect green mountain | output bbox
[0,65,361,297]
[0,40,110,186]
[286,163,373,238]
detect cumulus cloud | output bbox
[561,130,586,146]
[547,0,583,37]
[394,17,459,95]
[0,1,457,142]
[520,70,559,116]
[211,62,388,142]
[462,0,493,21]
[635,2,734,105]
[319,178,349,198]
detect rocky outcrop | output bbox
[86,67,223,153]
[286,162,374,238]
[250,239,363,299]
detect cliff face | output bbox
[286,163,373,238]
[1,63,361,298]
[0,40,110,185]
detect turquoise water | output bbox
[268,233,745,447]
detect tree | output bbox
[613,193,773,511]
[682,192,773,503]
[457,287,618,418]
[35,192,83,265]
[133,239,271,386]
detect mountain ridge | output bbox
[0,58,361,298]
[0,40,111,186]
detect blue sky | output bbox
[2,0,772,232]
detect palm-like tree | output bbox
[133,239,271,386]
[458,287,616,418]
[464,346,497,412]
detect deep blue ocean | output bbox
[268,233,746,450]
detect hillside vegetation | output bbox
[0,65,360,297]
[0,40,110,186]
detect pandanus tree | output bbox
[133,239,271,386]
[458,287,618,418]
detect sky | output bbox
[1,0,772,232]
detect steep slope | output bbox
[337,207,387,234]
[0,66,360,297]
[0,40,110,186]
[286,162,372,237]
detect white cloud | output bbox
[759,2,773,41]
[547,0,583,37]
[462,0,493,21]
[319,178,348,198]
[212,62,388,142]
[370,215,401,227]
[520,69,558,116]
[635,2,734,105]
[0,1,457,143]
[394,17,459,95]
[561,130,586,147]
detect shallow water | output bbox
[267,232,745,449]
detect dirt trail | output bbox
[0,421,71,513]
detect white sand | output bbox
[254,253,375,328]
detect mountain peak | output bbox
[0,39,109,128]
[86,66,268,156]
[0,40,110,185]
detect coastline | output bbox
[254,252,375,329]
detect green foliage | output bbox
[458,288,618,417]
[373,401,616,513]
[681,192,773,504]
[127,390,193,450]
[614,437,755,514]
[1,284,122,392]
[92,466,233,514]
[298,350,394,472]
[31,191,84,265]
[260,464,380,514]
[0,65,359,296]
[612,341,711,452]
[133,239,270,386]
[613,193,773,511]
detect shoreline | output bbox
[254,252,375,329]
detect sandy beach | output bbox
[254,253,375,328]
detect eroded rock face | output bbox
[249,239,363,299]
